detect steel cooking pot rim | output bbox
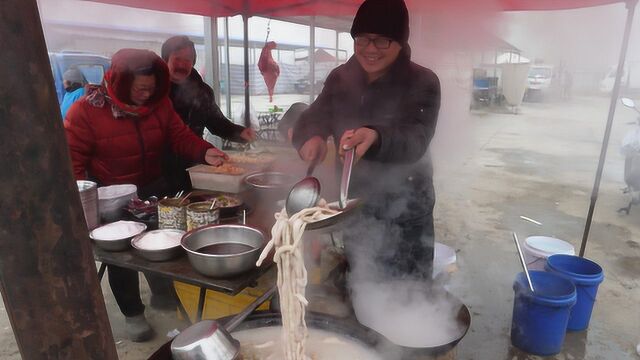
[181,223,265,258]
[243,171,296,189]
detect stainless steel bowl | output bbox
[131,229,185,262]
[89,221,147,251]
[181,224,265,278]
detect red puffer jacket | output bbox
[64,49,213,187]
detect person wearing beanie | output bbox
[293,0,440,284]
[60,67,87,119]
[160,35,256,193]
[65,48,228,342]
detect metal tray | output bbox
[305,198,362,231]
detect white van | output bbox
[524,65,555,101]
[527,65,554,91]
[600,62,640,93]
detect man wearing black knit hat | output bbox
[293,0,440,282]
[161,35,256,193]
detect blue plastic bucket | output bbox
[545,254,604,331]
[511,271,577,356]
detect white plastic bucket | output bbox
[434,242,457,278]
[523,236,575,271]
[98,184,138,223]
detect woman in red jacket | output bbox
[65,48,226,342]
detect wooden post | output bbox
[0,1,118,359]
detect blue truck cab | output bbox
[49,51,111,105]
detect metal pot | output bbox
[243,171,297,210]
[181,224,264,278]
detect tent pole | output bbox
[204,17,221,104]
[225,17,232,118]
[243,12,251,128]
[579,0,638,257]
[309,16,316,104]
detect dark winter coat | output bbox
[169,70,245,140]
[293,51,440,223]
[163,70,246,192]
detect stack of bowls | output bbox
[98,184,138,223]
[77,180,99,230]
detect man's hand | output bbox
[339,127,379,161]
[204,147,228,166]
[240,127,257,142]
[298,136,327,163]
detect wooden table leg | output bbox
[97,263,107,282]
[196,287,206,322]
[177,301,192,325]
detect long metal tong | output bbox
[339,148,354,209]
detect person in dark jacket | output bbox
[161,35,256,192]
[65,48,228,342]
[293,0,440,282]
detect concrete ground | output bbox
[434,95,640,359]
[1,94,639,359]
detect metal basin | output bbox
[181,224,264,278]
[131,229,185,262]
[149,311,385,360]
[89,221,146,251]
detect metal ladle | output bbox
[285,159,321,216]
[171,286,277,360]
[513,232,535,292]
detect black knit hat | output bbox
[161,35,197,65]
[350,0,410,45]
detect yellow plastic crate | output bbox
[174,280,272,323]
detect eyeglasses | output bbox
[354,36,393,50]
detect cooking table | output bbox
[93,189,278,323]
[94,245,273,323]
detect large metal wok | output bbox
[350,282,472,357]
[147,311,380,360]
[149,303,469,360]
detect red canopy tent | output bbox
[93,0,625,16]
[91,0,636,256]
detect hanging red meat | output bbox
[258,41,280,102]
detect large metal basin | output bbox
[149,311,385,360]
[181,224,264,278]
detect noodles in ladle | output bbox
[256,202,338,360]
